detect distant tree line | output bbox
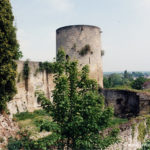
[103,70,150,90]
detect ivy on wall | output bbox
[101,50,105,56]
[23,60,30,80]
[79,44,91,56]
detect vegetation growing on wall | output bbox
[138,121,146,142]
[131,124,135,139]
[0,0,22,112]
[101,50,105,56]
[17,73,22,83]
[38,50,66,74]
[146,117,150,134]
[39,62,55,73]
[23,60,30,80]
[79,44,91,56]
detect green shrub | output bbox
[14,110,47,121]
[131,77,147,90]
[79,44,91,56]
[141,140,150,150]
[8,138,22,150]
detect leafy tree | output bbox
[35,50,119,150]
[124,70,128,79]
[141,140,150,150]
[131,77,147,90]
[103,77,110,88]
[108,73,123,87]
[0,0,22,112]
[132,72,144,78]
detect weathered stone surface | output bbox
[7,61,55,117]
[107,118,150,150]
[143,81,150,89]
[0,114,19,149]
[56,25,103,87]
[103,89,150,117]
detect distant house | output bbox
[143,81,150,89]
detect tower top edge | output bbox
[56,25,101,32]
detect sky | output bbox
[11,0,150,72]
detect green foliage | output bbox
[131,77,147,90]
[138,122,146,142]
[0,0,22,112]
[17,73,21,83]
[7,131,38,150]
[8,137,22,150]
[131,124,135,139]
[23,60,30,80]
[0,137,4,143]
[110,117,128,127]
[14,110,47,121]
[79,44,91,56]
[103,77,110,88]
[141,140,150,150]
[38,48,66,74]
[146,117,150,134]
[132,72,144,78]
[104,73,124,88]
[8,131,60,150]
[101,50,105,56]
[103,71,149,91]
[39,61,55,73]
[35,50,119,150]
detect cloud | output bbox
[39,0,74,12]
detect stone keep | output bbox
[56,25,103,87]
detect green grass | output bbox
[110,117,128,127]
[13,110,52,140]
[14,109,47,121]
[108,86,150,95]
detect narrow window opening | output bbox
[81,27,83,31]
[66,55,69,60]
[89,57,90,64]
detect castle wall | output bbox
[5,62,150,150]
[7,61,55,117]
[103,89,150,117]
[56,25,103,87]
[107,118,150,150]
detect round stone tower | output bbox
[56,25,103,87]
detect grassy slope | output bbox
[13,110,128,138]
[13,110,52,140]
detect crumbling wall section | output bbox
[103,89,150,117]
[0,114,19,149]
[7,61,55,117]
[107,117,150,150]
